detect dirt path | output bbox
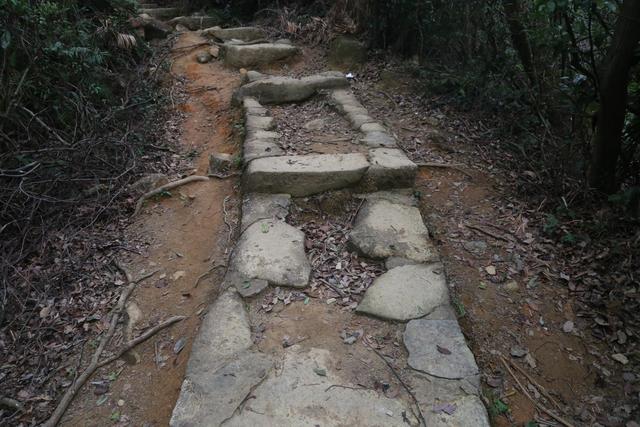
[62,32,240,426]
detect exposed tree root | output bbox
[133,175,209,216]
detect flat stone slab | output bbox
[202,26,266,41]
[171,290,254,424]
[360,131,397,148]
[408,371,490,427]
[223,43,298,68]
[243,97,268,116]
[231,219,310,288]
[241,193,291,231]
[234,72,348,105]
[223,346,418,426]
[246,115,275,131]
[365,148,417,189]
[140,7,180,19]
[356,264,449,321]
[244,138,284,162]
[354,189,417,207]
[404,319,480,380]
[170,350,273,426]
[168,16,222,30]
[349,199,438,262]
[245,153,369,196]
[424,395,490,427]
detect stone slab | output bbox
[242,97,268,116]
[241,193,291,231]
[223,346,418,426]
[360,131,397,148]
[235,278,269,297]
[354,189,417,207]
[244,138,284,163]
[223,43,299,68]
[404,319,480,380]
[245,153,370,196]
[202,26,266,41]
[231,219,310,288]
[246,115,275,131]
[140,7,180,20]
[365,148,417,189]
[349,199,438,262]
[171,290,254,425]
[356,264,449,321]
[170,350,273,426]
[408,371,489,427]
[233,72,348,105]
[168,15,222,30]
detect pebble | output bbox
[503,281,519,292]
[562,320,574,333]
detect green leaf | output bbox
[493,399,509,414]
[478,282,487,290]
[304,297,310,305]
[96,395,108,406]
[110,411,121,421]
[261,223,269,233]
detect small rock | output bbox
[462,240,487,256]
[303,118,326,131]
[562,320,574,333]
[510,346,528,358]
[612,353,629,365]
[117,399,125,407]
[485,265,496,276]
[524,353,537,368]
[503,281,519,292]
[209,45,220,58]
[175,23,188,32]
[197,52,213,63]
[208,152,233,175]
[172,271,186,281]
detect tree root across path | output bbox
[133,175,209,216]
[43,263,185,427]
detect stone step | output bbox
[139,7,181,20]
[230,219,311,288]
[201,26,267,42]
[168,15,222,30]
[233,72,349,105]
[245,153,369,196]
[356,263,450,321]
[349,197,439,262]
[221,42,299,68]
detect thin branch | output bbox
[133,175,209,216]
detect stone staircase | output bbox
[169,27,491,427]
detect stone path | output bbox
[166,25,490,427]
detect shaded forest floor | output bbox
[1,27,638,427]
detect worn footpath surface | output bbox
[165,25,490,427]
[61,31,242,425]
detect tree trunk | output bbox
[502,0,537,87]
[589,0,640,193]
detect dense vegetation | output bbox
[244,0,640,199]
[0,0,155,323]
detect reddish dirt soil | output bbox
[62,32,241,426]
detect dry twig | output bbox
[365,343,426,427]
[43,264,159,427]
[133,175,209,216]
[500,356,574,427]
